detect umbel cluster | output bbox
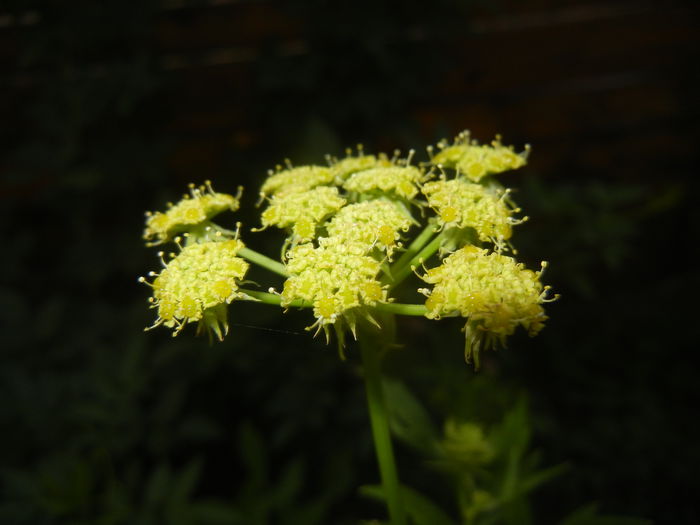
[140,131,557,367]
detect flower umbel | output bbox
[140,130,555,366]
[430,131,530,182]
[144,181,241,245]
[141,239,250,340]
[420,245,555,368]
[280,236,386,343]
[422,177,525,246]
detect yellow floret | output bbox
[144,181,241,245]
[430,131,529,182]
[422,178,522,244]
[281,237,385,335]
[259,186,347,242]
[145,239,249,340]
[325,199,415,259]
[260,165,335,197]
[331,150,392,182]
[420,246,554,367]
[343,166,424,200]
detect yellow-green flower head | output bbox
[420,245,553,367]
[259,186,346,242]
[329,149,393,181]
[143,239,250,340]
[260,165,335,198]
[325,199,415,259]
[422,178,522,244]
[281,237,386,334]
[430,131,529,182]
[144,181,241,245]
[343,165,424,200]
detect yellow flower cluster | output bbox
[259,186,346,242]
[260,165,335,197]
[143,239,250,339]
[325,199,415,259]
[330,152,389,180]
[422,178,521,244]
[343,166,424,200]
[421,245,552,366]
[431,131,529,182]
[281,237,385,335]
[144,182,240,245]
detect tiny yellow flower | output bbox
[422,178,523,244]
[420,245,554,367]
[259,186,347,242]
[329,150,392,181]
[142,239,250,340]
[430,131,529,182]
[144,181,241,245]
[260,165,335,198]
[280,237,386,339]
[325,198,415,259]
[343,165,424,200]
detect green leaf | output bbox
[382,378,439,453]
[559,503,653,525]
[360,484,457,525]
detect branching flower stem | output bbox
[239,289,427,317]
[238,247,289,277]
[387,229,447,290]
[384,222,437,284]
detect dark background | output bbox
[1,0,698,523]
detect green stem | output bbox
[388,230,446,290]
[384,222,437,285]
[359,321,406,525]
[239,289,305,307]
[238,247,288,277]
[375,302,427,316]
[239,289,426,317]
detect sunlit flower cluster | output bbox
[281,237,386,339]
[141,129,554,366]
[143,181,241,245]
[260,165,335,197]
[326,199,415,259]
[430,131,530,182]
[343,165,425,200]
[259,186,346,242]
[422,178,523,244]
[142,239,249,340]
[420,245,554,367]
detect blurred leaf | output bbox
[383,378,440,452]
[360,483,457,525]
[559,503,653,525]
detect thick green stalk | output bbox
[238,247,288,277]
[359,320,406,525]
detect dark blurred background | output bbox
[1,0,698,523]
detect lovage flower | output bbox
[430,131,529,182]
[259,186,347,242]
[422,177,524,246]
[260,165,335,198]
[141,239,250,340]
[325,198,416,260]
[280,236,386,343]
[343,165,425,200]
[144,181,241,245]
[420,245,555,368]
